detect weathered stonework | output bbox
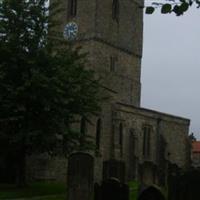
[28,0,190,189]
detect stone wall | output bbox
[27,102,190,185]
[27,154,68,183]
[94,0,143,55]
[114,103,190,185]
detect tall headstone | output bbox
[68,152,94,200]
[101,178,121,200]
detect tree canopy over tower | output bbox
[146,0,200,15]
[0,0,102,186]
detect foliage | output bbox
[146,0,200,16]
[128,180,139,200]
[0,182,65,199]
[0,0,102,184]
[189,132,197,141]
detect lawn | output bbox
[39,195,65,200]
[129,181,139,200]
[0,181,140,200]
[0,182,66,199]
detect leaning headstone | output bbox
[138,186,165,200]
[120,183,129,200]
[101,178,121,200]
[67,152,94,200]
[99,178,129,200]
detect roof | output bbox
[116,102,190,124]
[192,141,200,153]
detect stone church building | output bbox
[28,0,190,189]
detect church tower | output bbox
[51,0,145,184]
[49,0,145,186]
[57,0,144,106]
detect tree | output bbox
[189,133,197,141]
[146,0,200,16]
[0,0,102,186]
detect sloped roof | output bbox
[192,141,200,153]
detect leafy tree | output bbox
[146,0,200,16]
[189,133,197,141]
[0,0,102,186]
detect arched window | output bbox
[119,123,123,155]
[80,117,86,145]
[110,56,118,72]
[119,123,123,145]
[80,117,86,135]
[129,128,137,179]
[130,128,136,154]
[96,118,101,150]
[68,0,77,17]
[112,0,119,22]
[143,125,151,157]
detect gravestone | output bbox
[120,183,129,200]
[67,152,94,200]
[0,153,16,183]
[174,170,200,200]
[94,182,101,200]
[103,159,125,182]
[101,178,121,200]
[95,178,129,200]
[138,186,165,200]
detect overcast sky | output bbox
[141,6,200,138]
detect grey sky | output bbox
[141,6,200,138]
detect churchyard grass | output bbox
[0,182,66,199]
[129,181,139,200]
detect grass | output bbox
[0,182,66,199]
[129,180,139,200]
[39,195,65,200]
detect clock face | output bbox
[63,22,78,41]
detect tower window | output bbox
[142,125,151,157]
[119,123,123,146]
[80,117,86,145]
[112,0,119,22]
[110,56,117,72]
[96,118,102,150]
[68,0,77,17]
[130,129,136,154]
[119,123,123,155]
[129,128,137,179]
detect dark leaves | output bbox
[146,6,155,14]
[0,0,103,157]
[173,2,189,15]
[145,0,192,16]
[161,4,172,14]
